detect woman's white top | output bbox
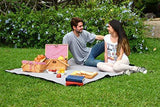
[104,34,128,63]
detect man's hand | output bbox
[95,35,104,40]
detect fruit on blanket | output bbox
[57,68,65,73]
[56,73,61,78]
[58,56,64,60]
[65,56,68,60]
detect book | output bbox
[66,81,83,86]
[66,75,85,83]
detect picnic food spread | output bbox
[21,54,68,73]
[21,44,69,75]
[21,44,98,86]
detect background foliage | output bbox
[134,0,160,17]
[0,0,148,53]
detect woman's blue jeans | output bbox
[84,41,104,67]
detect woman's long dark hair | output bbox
[109,19,130,56]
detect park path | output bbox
[144,18,160,38]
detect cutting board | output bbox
[71,71,98,79]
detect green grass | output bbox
[1,38,160,106]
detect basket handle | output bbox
[57,59,69,67]
[46,59,52,65]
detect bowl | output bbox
[46,69,56,74]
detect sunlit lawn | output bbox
[0,38,160,106]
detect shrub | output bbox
[0,0,148,53]
[133,0,160,17]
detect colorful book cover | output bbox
[66,81,83,86]
[66,75,85,83]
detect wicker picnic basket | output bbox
[45,59,69,71]
[21,60,47,73]
[45,44,69,70]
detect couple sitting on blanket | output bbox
[63,17,147,74]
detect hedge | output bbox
[0,0,148,53]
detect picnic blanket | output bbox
[5,58,123,86]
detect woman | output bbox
[97,19,147,74]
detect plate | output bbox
[46,69,67,75]
[46,69,56,74]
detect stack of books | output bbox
[66,75,85,86]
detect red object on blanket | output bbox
[56,73,61,78]
[66,81,83,86]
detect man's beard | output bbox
[76,29,83,34]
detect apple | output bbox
[56,73,61,78]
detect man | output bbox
[63,17,104,67]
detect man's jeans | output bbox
[84,41,104,67]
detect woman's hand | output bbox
[117,57,121,61]
[104,42,108,63]
[117,47,123,61]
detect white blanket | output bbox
[5,58,123,86]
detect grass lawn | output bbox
[0,38,160,106]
